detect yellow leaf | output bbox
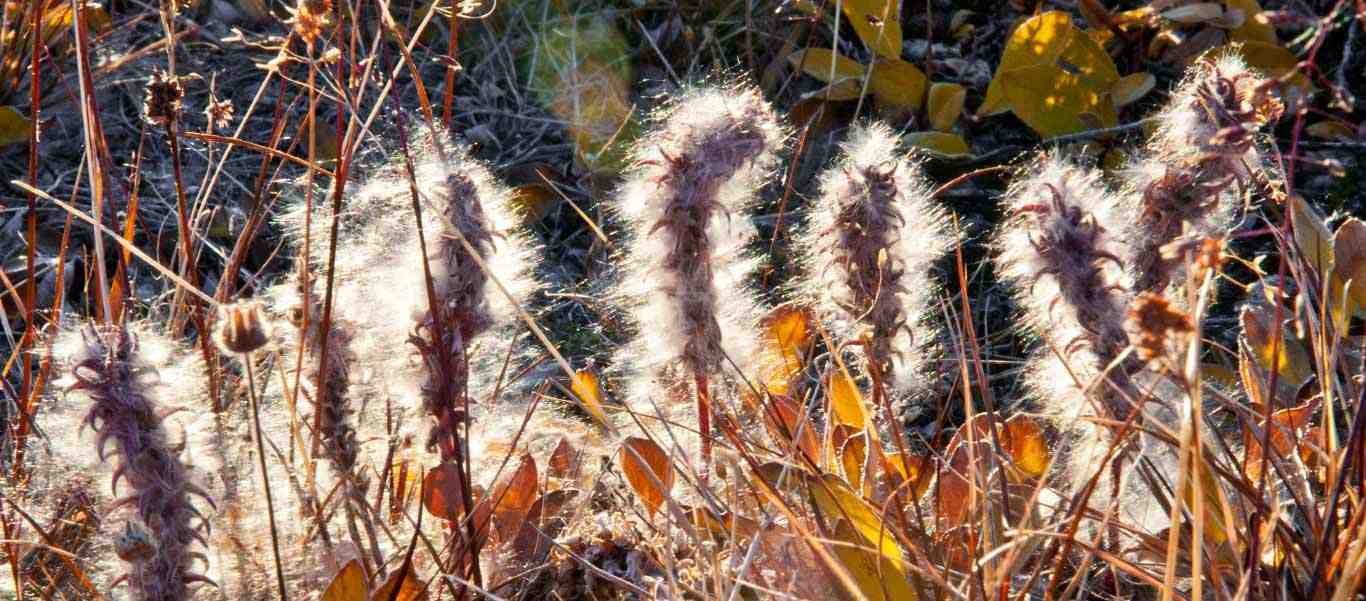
[881,452,933,500]
[322,560,369,601]
[1291,195,1334,277]
[569,368,611,428]
[1225,0,1277,44]
[756,304,814,395]
[827,368,869,428]
[840,0,903,59]
[1111,72,1156,107]
[1001,64,1113,138]
[979,11,1076,116]
[1001,415,1050,480]
[809,474,904,568]
[0,107,32,148]
[903,131,970,157]
[837,428,869,493]
[618,437,673,517]
[868,58,928,110]
[789,48,867,88]
[1333,218,1366,316]
[830,519,918,601]
[927,82,966,131]
[1239,306,1313,387]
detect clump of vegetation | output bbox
[5,0,1366,600]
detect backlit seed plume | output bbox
[1120,52,1282,294]
[611,85,784,401]
[996,155,1138,423]
[795,123,954,394]
[62,324,212,601]
[281,127,538,462]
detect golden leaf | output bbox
[569,368,611,428]
[927,82,966,131]
[809,474,904,567]
[618,437,673,517]
[1244,401,1316,482]
[369,569,428,601]
[882,452,933,500]
[1001,62,1116,137]
[829,519,918,601]
[837,428,869,494]
[1239,305,1313,387]
[756,304,814,395]
[789,48,867,89]
[979,11,1076,116]
[421,463,466,521]
[903,131,971,157]
[322,560,368,601]
[827,368,869,428]
[868,58,928,110]
[1001,415,1050,480]
[840,0,903,59]
[0,107,32,148]
[1225,0,1277,44]
[1111,72,1156,107]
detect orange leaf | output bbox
[548,437,581,479]
[763,394,821,464]
[1245,401,1317,482]
[618,437,674,517]
[369,569,428,601]
[827,368,869,428]
[422,463,466,521]
[756,304,814,395]
[322,559,368,601]
[1001,415,1050,480]
[491,455,539,541]
[570,368,611,428]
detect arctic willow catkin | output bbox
[611,85,783,468]
[795,123,954,396]
[64,325,211,601]
[1120,53,1281,294]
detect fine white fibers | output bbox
[795,122,954,395]
[609,85,784,407]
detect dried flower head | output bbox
[795,122,954,394]
[1120,52,1280,294]
[63,325,212,601]
[288,0,332,43]
[214,301,271,355]
[204,97,234,131]
[611,85,784,393]
[143,70,184,128]
[1128,292,1194,361]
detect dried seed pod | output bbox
[795,122,954,395]
[214,301,272,355]
[143,70,184,128]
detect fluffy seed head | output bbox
[611,84,784,394]
[62,324,210,601]
[795,122,954,394]
[997,154,1131,360]
[1121,52,1281,294]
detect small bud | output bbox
[215,301,271,355]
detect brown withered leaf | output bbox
[548,437,581,480]
[763,394,821,464]
[618,437,674,517]
[322,559,368,601]
[512,489,579,560]
[369,569,428,601]
[491,455,539,542]
[421,463,466,522]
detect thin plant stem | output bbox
[244,355,290,601]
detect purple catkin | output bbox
[613,85,783,387]
[1121,53,1282,294]
[997,155,1140,422]
[288,259,359,473]
[797,123,953,393]
[66,325,209,601]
